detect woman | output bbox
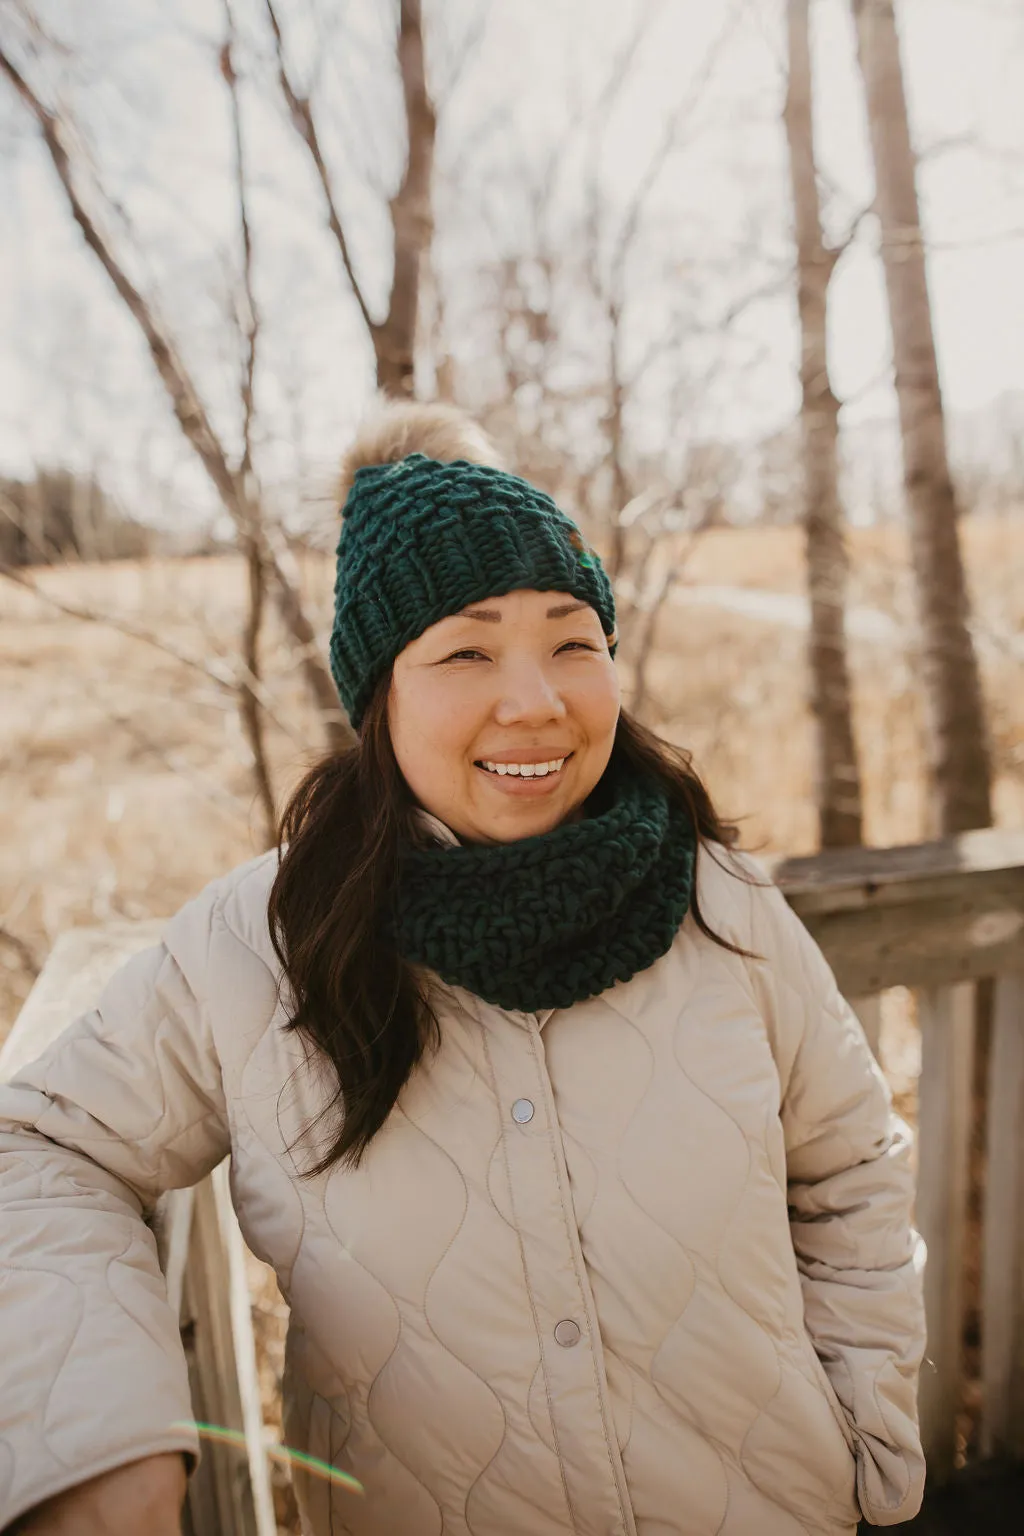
[0,403,925,1536]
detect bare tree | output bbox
[580,2,746,579]
[421,5,791,728]
[783,0,863,848]
[0,29,353,760]
[850,5,998,1469]
[262,0,436,398]
[850,0,992,836]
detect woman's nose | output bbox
[493,664,567,724]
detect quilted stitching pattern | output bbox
[0,848,925,1534]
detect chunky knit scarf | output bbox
[393,758,697,1012]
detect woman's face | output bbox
[388,589,620,844]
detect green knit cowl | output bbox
[393,757,697,1013]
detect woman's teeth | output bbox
[480,757,567,778]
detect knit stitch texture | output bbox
[392,754,697,1011]
[330,454,617,726]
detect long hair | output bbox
[269,687,761,1175]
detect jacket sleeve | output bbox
[747,871,927,1527]
[0,907,231,1531]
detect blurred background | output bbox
[1,1,1022,1521]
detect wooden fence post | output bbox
[916,981,975,1481]
[981,971,1024,1459]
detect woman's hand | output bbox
[12,1453,187,1535]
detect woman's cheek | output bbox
[574,662,620,723]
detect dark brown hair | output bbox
[269,684,760,1174]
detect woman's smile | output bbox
[474,751,573,793]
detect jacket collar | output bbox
[415,809,460,848]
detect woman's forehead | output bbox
[395,592,607,664]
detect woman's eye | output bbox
[439,642,595,663]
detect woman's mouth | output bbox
[473,753,573,791]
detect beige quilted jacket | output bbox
[0,843,926,1535]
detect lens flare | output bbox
[172,1421,364,1495]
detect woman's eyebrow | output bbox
[456,600,590,623]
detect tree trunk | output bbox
[851,4,995,1454]
[850,0,992,837]
[239,535,277,850]
[784,0,863,849]
[605,307,630,580]
[262,0,434,400]
[376,0,436,398]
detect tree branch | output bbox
[0,561,304,748]
[260,0,378,343]
[221,0,277,845]
[377,0,436,397]
[0,39,351,749]
[825,198,875,264]
[0,924,40,978]
[608,0,745,295]
[0,47,238,516]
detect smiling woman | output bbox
[0,401,926,1536]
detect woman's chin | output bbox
[464,789,583,844]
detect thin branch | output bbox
[0,40,351,748]
[0,924,40,978]
[220,6,258,482]
[825,198,875,263]
[433,0,495,106]
[916,129,977,164]
[0,48,238,517]
[221,0,277,845]
[608,0,746,295]
[630,509,716,717]
[261,0,377,342]
[0,562,304,747]
[714,266,794,329]
[107,709,254,827]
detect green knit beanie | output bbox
[330,454,617,728]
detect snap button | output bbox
[553,1319,581,1348]
[511,1098,535,1124]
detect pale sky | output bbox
[0,0,1022,522]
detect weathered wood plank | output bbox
[179,1176,260,1536]
[212,1161,278,1536]
[765,831,1024,997]
[916,982,975,1483]
[2,924,273,1536]
[981,972,1024,1461]
[783,889,1024,997]
[0,921,164,1079]
[769,826,1024,906]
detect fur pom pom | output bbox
[338,399,504,509]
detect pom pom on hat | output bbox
[337,398,505,506]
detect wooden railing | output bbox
[770,826,1024,1481]
[3,826,1023,1527]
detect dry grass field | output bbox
[1,514,1022,1522]
[3,512,1023,1063]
